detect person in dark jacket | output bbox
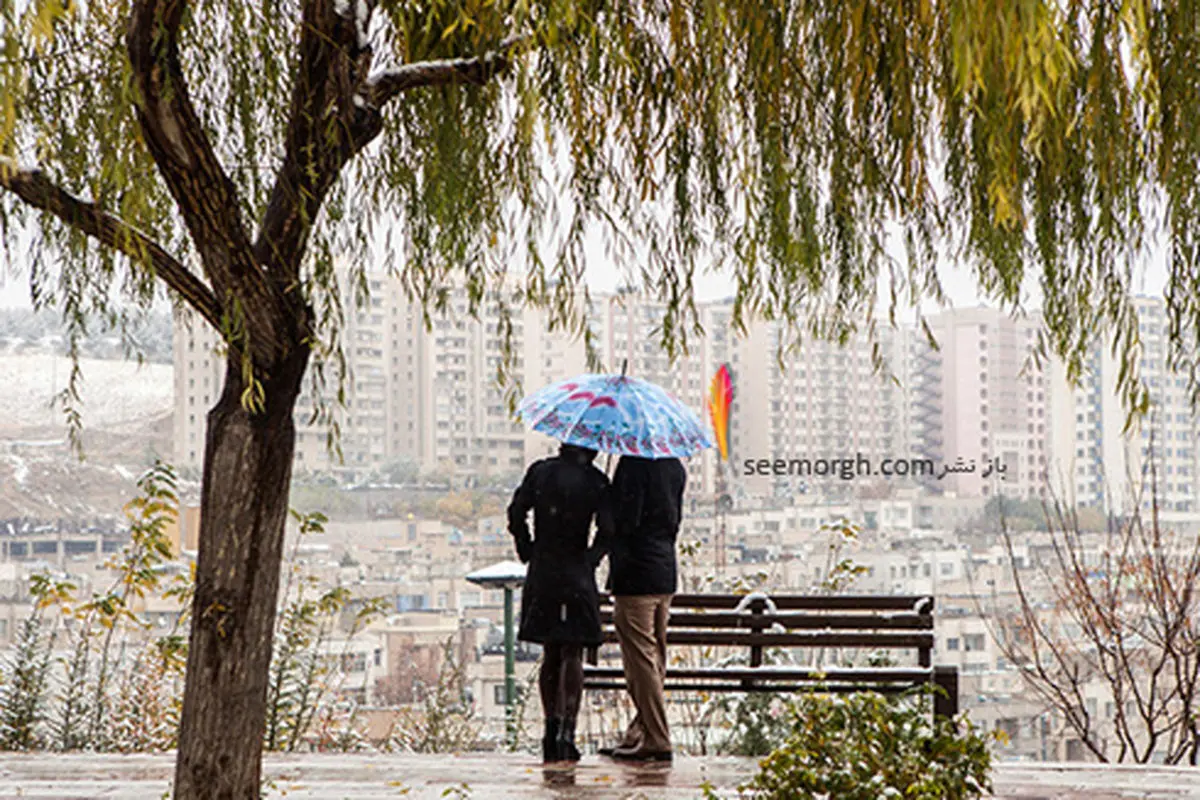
[508,443,613,762]
[592,454,686,762]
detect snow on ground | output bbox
[0,354,174,518]
[0,353,172,430]
[1,452,28,485]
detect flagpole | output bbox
[716,459,728,575]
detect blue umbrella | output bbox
[517,372,714,459]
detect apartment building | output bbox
[175,275,588,481]
[173,313,224,471]
[1049,296,1200,515]
[189,282,1200,516]
[913,307,1050,500]
[175,285,939,501]
[597,291,744,496]
[594,293,916,501]
[744,323,911,497]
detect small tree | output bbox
[0,572,73,751]
[989,484,1200,764]
[0,616,54,750]
[744,691,996,800]
[43,462,181,752]
[382,637,480,753]
[435,491,476,528]
[377,457,420,486]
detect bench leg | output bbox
[932,666,959,726]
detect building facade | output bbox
[1049,296,1200,515]
[178,284,1200,512]
[913,307,1050,500]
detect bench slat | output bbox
[584,681,923,694]
[598,630,934,649]
[600,594,934,612]
[583,666,933,682]
[597,611,932,630]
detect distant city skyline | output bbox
[170,285,1200,514]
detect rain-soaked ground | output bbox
[0,752,1199,798]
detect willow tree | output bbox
[2,0,1199,795]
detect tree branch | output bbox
[127,0,296,362]
[257,5,525,288]
[0,158,221,330]
[364,35,527,108]
[255,0,379,281]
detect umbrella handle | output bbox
[603,359,628,476]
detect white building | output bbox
[913,307,1049,500]
[1048,296,1200,516]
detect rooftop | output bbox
[1,754,1198,799]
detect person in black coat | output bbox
[592,454,686,761]
[508,443,613,762]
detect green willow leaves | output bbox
[2,0,1198,413]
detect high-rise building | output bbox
[729,323,910,498]
[175,275,586,482]
[913,307,1050,500]
[596,292,745,497]
[1049,296,1200,515]
[172,313,224,473]
[188,281,1175,512]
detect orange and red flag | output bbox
[708,364,733,461]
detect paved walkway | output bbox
[0,753,1198,798]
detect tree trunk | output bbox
[174,344,309,799]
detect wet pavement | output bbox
[0,753,1197,798]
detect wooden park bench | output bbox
[583,593,959,721]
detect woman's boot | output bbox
[542,717,562,762]
[557,716,581,761]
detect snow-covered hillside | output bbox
[0,353,172,430]
[0,354,174,520]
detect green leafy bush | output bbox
[745,691,996,800]
[719,692,793,756]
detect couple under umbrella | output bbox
[508,372,713,763]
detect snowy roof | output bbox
[464,560,526,587]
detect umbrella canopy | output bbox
[517,373,714,459]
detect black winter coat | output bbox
[507,450,612,645]
[602,456,687,596]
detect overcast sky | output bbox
[0,219,1170,315]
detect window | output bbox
[946,637,960,651]
[964,634,986,652]
[494,684,526,704]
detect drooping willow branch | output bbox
[0,158,221,329]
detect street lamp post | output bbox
[465,560,526,749]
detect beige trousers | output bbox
[613,594,673,752]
